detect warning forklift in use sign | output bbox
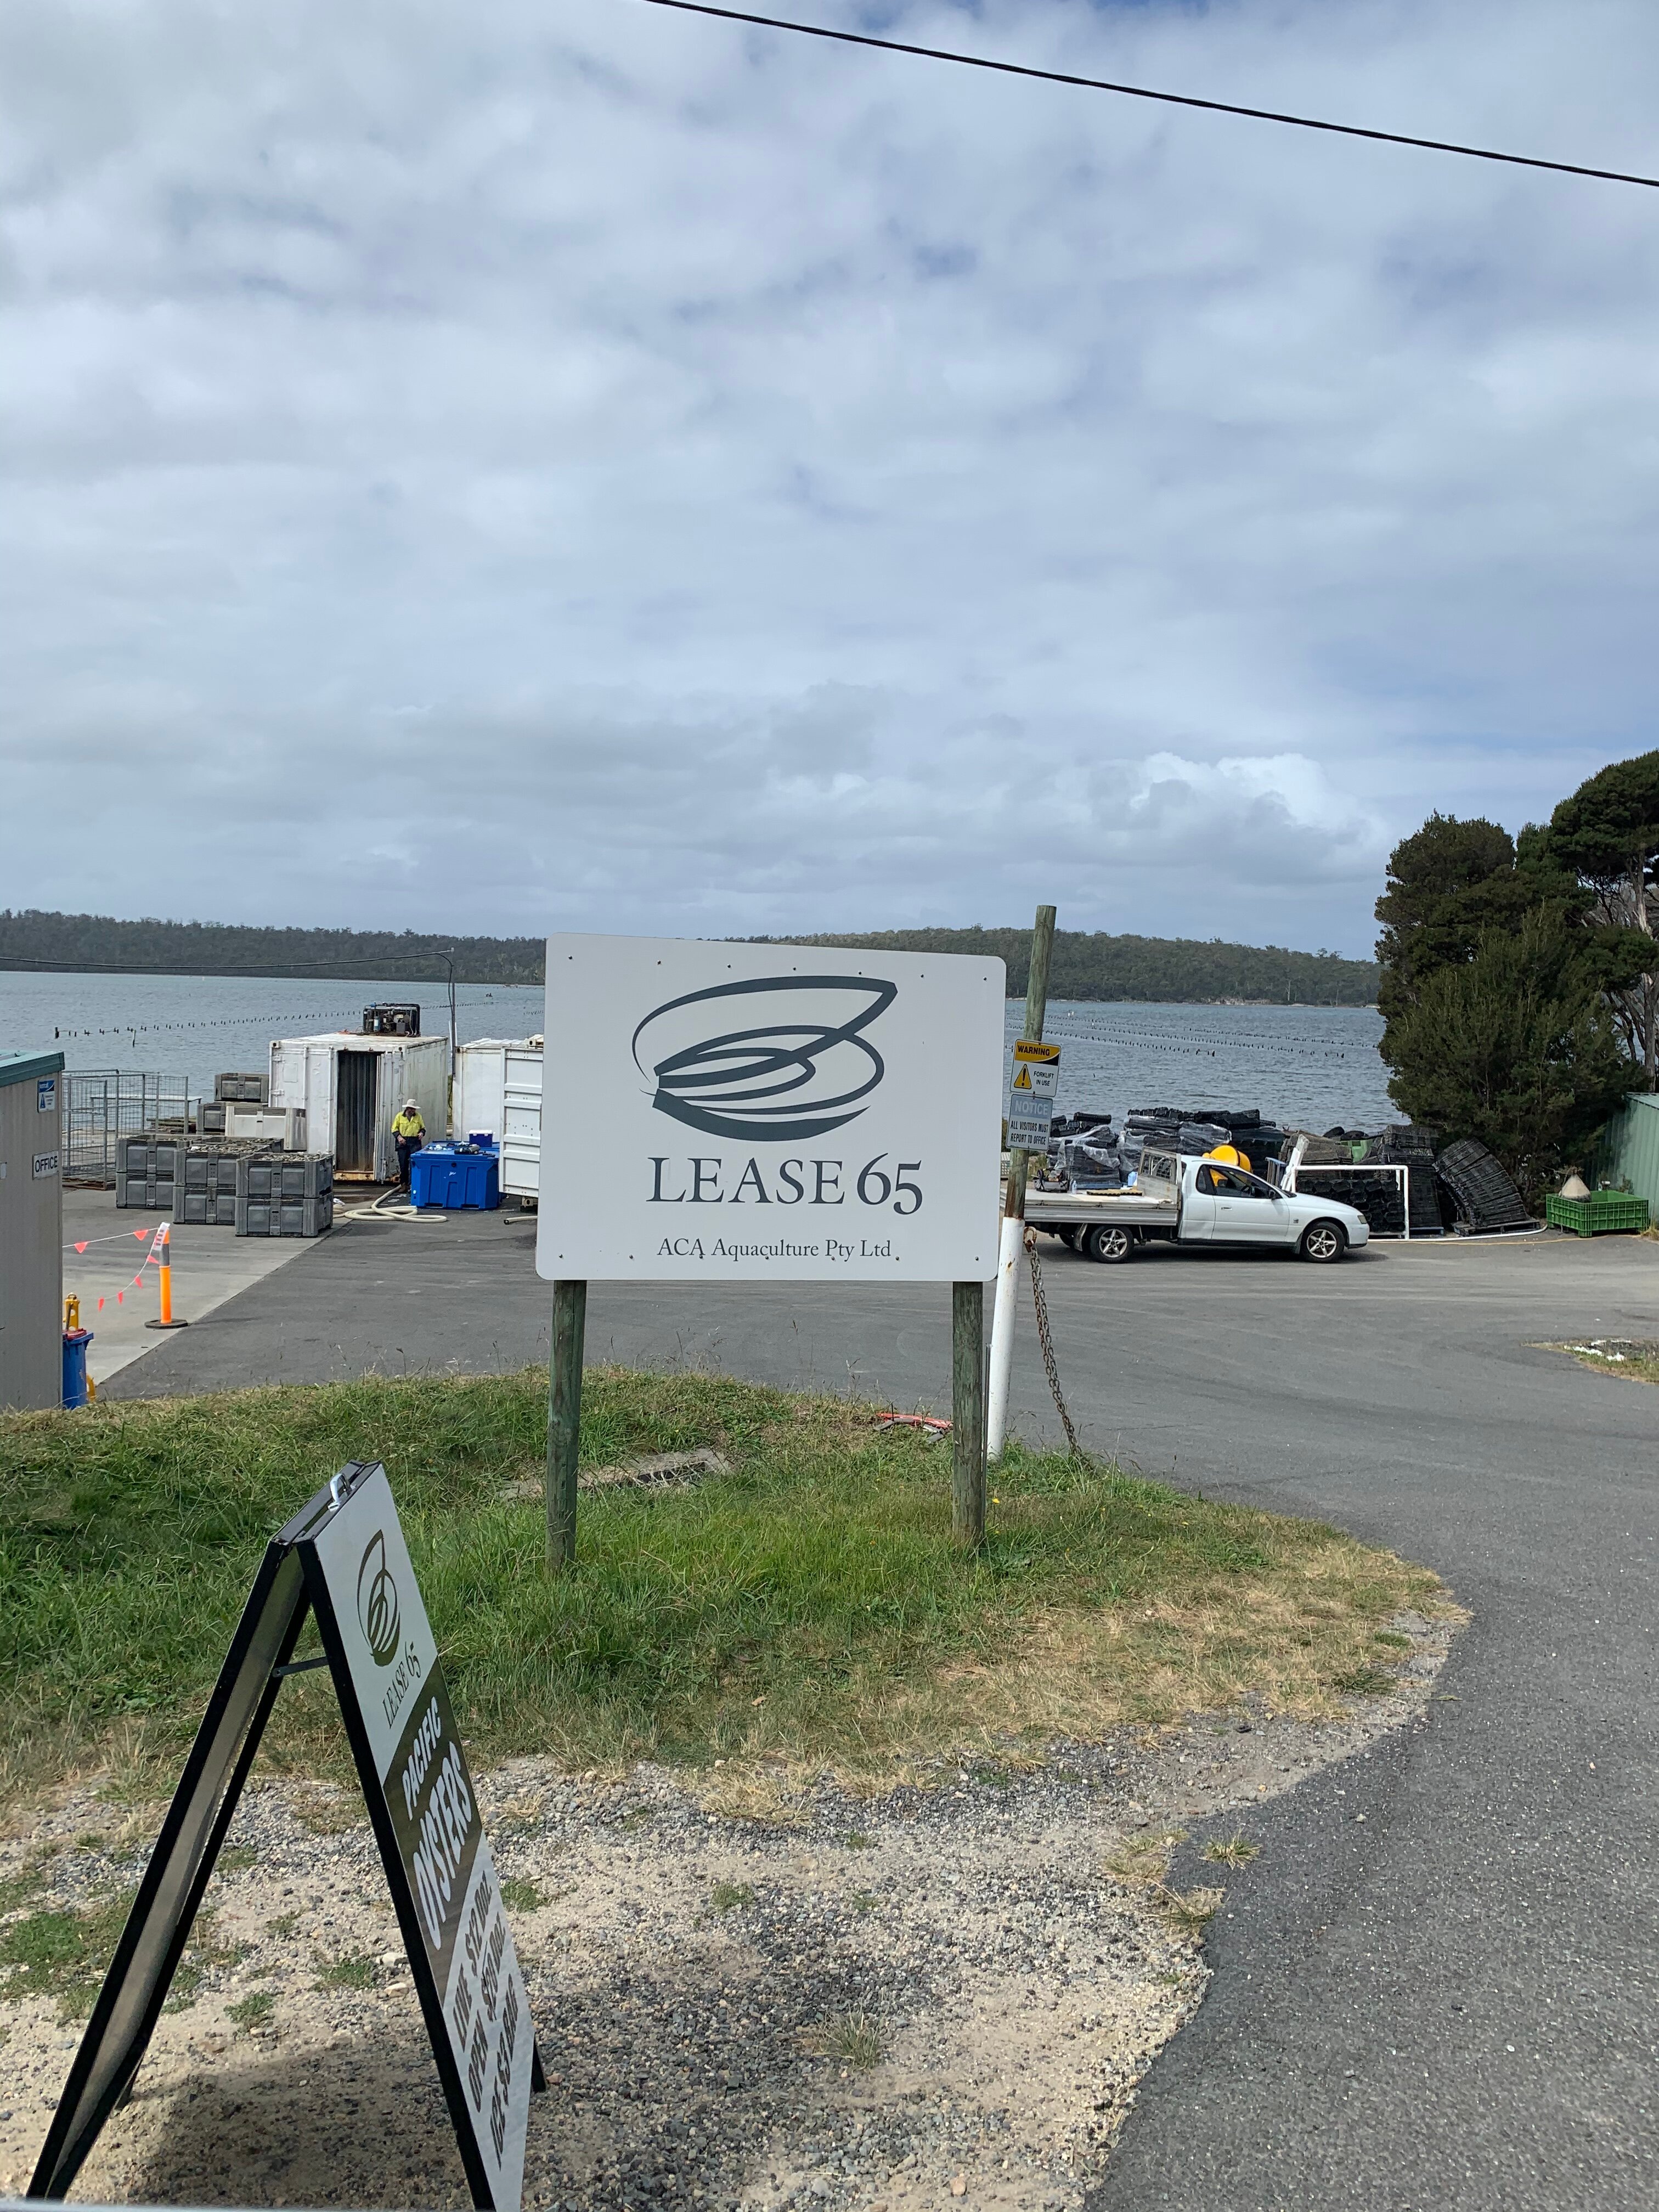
[1006,1039,1060,1151]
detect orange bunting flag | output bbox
[74,1242,88,1254]
[97,1297,105,1311]
[133,1228,147,1240]
[116,1291,124,1304]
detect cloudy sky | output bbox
[5,0,1657,957]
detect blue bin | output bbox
[410,1143,500,1211]
[62,1328,93,1409]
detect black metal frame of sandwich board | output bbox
[27,1460,545,2209]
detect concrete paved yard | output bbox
[63,1185,320,1385]
[102,1220,1659,2210]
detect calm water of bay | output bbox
[1013,1000,1393,1132]
[2,970,1394,1133]
[0,971,546,1101]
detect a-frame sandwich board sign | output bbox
[28,1459,545,2210]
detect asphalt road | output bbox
[106,1214,1659,2209]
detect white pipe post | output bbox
[987,903,1057,1464]
[986,1212,1024,1459]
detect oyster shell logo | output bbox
[356,1531,401,1667]
[631,974,899,1143]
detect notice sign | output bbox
[29,1462,541,2212]
[1006,1040,1060,1152]
[308,1470,534,2211]
[535,934,1006,1282]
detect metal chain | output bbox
[1022,1225,1088,1463]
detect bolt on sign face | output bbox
[535,934,1007,1282]
[29,1462,540,2212]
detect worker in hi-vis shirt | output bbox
[392,1098,426,1188]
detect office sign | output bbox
[536,935,1005,1282]
[29,1462,543,2212]
[1006,1040,1060,1152]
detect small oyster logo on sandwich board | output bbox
[357,1531,402,1666]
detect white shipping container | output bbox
[453,1037,543,1201]
[269,1033,448,1182]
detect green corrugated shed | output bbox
[1587,1093,1659,1222]
[0,1047,64,1091]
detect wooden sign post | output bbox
[951,1280,986,1547]
[546,1279,586,1567]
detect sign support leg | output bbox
[547,1279,587,1569]
[952,1280,986,1549]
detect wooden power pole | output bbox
[987,904,1057,1462]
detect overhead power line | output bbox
[638,0,1659,191]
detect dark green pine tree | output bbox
[1384,909,1633,1196]
[1536,751,1659,1086]
[1373,812,1589,1064]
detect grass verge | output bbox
[1547,1337,1659,1383]
[1,1367,1444,1802]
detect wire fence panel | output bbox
[65,1070,190,1185]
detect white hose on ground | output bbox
[986,1210,1024,1462]
[328,1184,444,1223]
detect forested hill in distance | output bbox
[0,910,1380,1005]
[0,910,548,986]
[758,928,1379,1005]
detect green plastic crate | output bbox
[1545,1192,1651,1236]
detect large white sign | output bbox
[535,934,1005,1282]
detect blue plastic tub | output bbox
[410,1143,500,1211]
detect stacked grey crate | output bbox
[115,1135,186,1211]
[176,1150,242,1227]
[235,1152,334,1237]
[199,1073,266,1138]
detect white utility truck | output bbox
[1026,1151,1370,1264]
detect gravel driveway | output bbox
[2,1613,1451,2211]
